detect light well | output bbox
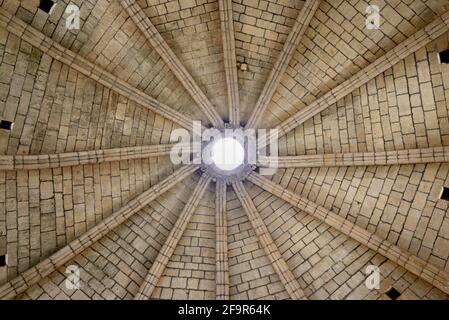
[211,138,245,171]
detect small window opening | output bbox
[438,49,449,64]
[385,287,401,300]
[0,255,6,267]
[440,187,449,201]
[38,0,56,14]
[0,120,13,131]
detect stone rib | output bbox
[248,172,449,295]
[245,0,321,129]
[275,10,449,137]
[135,174,212,300]
[218,0,240,126]
[215,181,229,299]
[0,7,193,130]
[119,0,224,128]
[258,147,449,168]
[0,165,199,300]
[232,181,306,300]
[0,144,178,171]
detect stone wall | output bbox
[0,0,448,300]
[15,173,198,299]
[248,181,448,299]
[0,157,176,284]
[278,35,449,156]
[271,162,449,274]
[264,0,449,129]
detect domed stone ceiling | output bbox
[0,0,449,300]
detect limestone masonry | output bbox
[0,0,449,300]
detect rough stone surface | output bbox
[0,0,449,301]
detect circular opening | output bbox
[211,138,244,171]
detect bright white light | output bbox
[211,138,244,171]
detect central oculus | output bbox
[211,137,245,171]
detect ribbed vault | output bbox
[0,0,449,300]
